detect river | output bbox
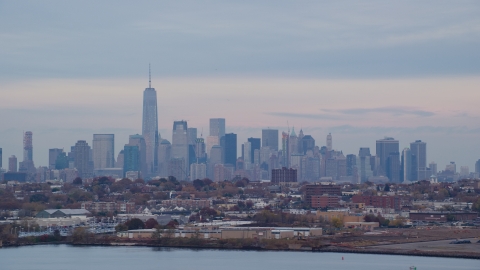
[0,245,478,270]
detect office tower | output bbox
[195,138,206,161]
[123,145,139,177]
[48,148,63,169]
[157,139,171,176]
[281,131,289,167]
[326,133,332,151]
[410,140,427,181]
[116,150,124,169]
[247,138,261,164]
[142,68,159,176]
[92,134,115,170]
[23,131,33,162]
[190,163,207,181]
[429,162,437,176]
[288,129,298,157]
[223,133,237,168]
[172,121,189,175]
[8,155,17,172]
[55,152,69,170]
[400,148,412,182]
[168,158,186,180]
[129,134,147,177]
[475,159,480,174]
[460,166,469,177]
[301,135,315,154]
[187,128,197,145]
[271,167,297,184]
[446,162,456,173]
[209,118,225,138]
[359,147,370,157]
[386,151,400,183]
[0,147,2,168]
[376,137,399,178]
[74,140,91,178]
[262,129,279,151]
[206,136,219,157]
[243,141,252,165]
[346,154,356,177]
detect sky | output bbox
[1,1,480,170]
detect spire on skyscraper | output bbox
[149,63,151,88]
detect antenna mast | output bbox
[149,63,151,88]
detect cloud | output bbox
[265,112,341,120]
[326,107,435,117]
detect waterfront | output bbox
[0,245,478,270]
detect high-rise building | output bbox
[116,150,124,169]
[223,133,237,168]
[74,140,92,178]
[460,166,469,177]
[262,129,279,151]
[359,147,370,157]
[187,128,197,145]
[346,154,356,177]
[129,134,147,177]
[190,163,207,181]
[195,138,206,162]
[206,136,219,158]
[243,141,252,165]
[123,145,139,177]
[429,162,437,176]
[157,139,171,177]
[386,151,400,183]
[326,133,332,151]
[142,68,159,176]
[20,131,35,173]
[0,147,2,168]
[247,138,261,164]
[209,118,225,138]
[92,134,115,170]
[301,135,315,154]
[410,140,427,181]
[475,159,480,174]
[172,121,189,175]
[400,148,412,183]
[48,148,63,169]
[8,155,17,172]
[376,137,399,178]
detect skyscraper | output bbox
[376,137,399,178]
[157,139,171,176]
[142,67,159,176]
[247,137,261,164]
[172,121,189,177]
[48,148,63,169]
[326,133,332,151]
[0,147,2,168]
[262,129,278,151]
[410,140,427,181]
[92,134,115,170]
[23,131,33,162]
[74,140,91,178]
[475,159,480,175]
[223,133,237,168]
[209,118,225,138]
[8,155,17,172]
[123,145,139,177]
[401,148,412,182]
[129,134,147,177]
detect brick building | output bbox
[81,201,136,213]
[305,184,341,207]
[351,195,401,210]
[271,167,297,184]
[310,195,340,208]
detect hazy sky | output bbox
[1,1,479,170]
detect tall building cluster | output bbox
[1,69,478,184]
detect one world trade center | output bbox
[142,65,159,176]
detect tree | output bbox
[166,220,179,228]
[29,193,49,203]
[125,218,145,230]
[115,223,128,232]
[331,217,343,229]
[384,184,390,192]
[145,218,159,229]
[72,177,83,185]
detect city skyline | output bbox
[1,1,479,171]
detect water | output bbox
[0,245,478,270]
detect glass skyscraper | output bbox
[142,69,159,176]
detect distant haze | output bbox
[1,1,479,170]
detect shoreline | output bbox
[4,241,478,260]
